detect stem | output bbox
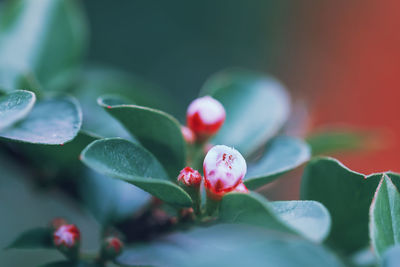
[205,195,220,216]
[184,186,201,215]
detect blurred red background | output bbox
[282,0,400,174]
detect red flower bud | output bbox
[203,145,247,200]
[187,96,225,141]
[177,166,202,187]
[53,224,80,248]
[181,126,196,144]
[101,237,124,259]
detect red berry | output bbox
[233,183,249,193]
[101,237,124,260]
[177,166,202,187]
[187,96,225,141]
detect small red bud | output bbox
[203,145,247,200]
[181,126,196,144]
[101,237,124,260]
[53,224,80,248]
[177,167,202,187]
[187,96,225,141]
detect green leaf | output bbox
[79,169,151,225]
[0,90,35,130]
[39,261,100,267]
[382,245,400,267]
[0,66,40,93]
[219,192,330,242]
[6,227,53,249]
[201,69,290,156]
[271,200,331,243]
[118,224,344,267]
[98,95,185,179]
[0,0,87,90]
[0,96,82,144]
[369,175,400,257]
[80,138,192,207]
[300,157,384,253]
[244,136,310,190]
[306,129,369,156]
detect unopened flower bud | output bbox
[101,237,124,260]
[53,224,80,259]
[203,145,247,200]
[187,96,225,141]
[181,126,196,144]
[177,167,202,187]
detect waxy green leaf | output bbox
[300,157,395,253]
[81,138,192,207]
[0,0,87,90]
[98,96,185,179]
[369,175,400,257]
[6,227,53,249]
[201,69,290,157]
[244,136,310,190]
[0,90,35,130]
[0,97,82,144]
[219,192,330,242]
[382,245,400,267]
[118,224,344,267]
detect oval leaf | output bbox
[244,136,310,189]
[219,192,330,242]
[0,0,87,90]
[6,227,53,249]
[0,97,82,144]
[201,69,290,156]
[369,175,400,257]
[382,245,400,267]
[80,138,192,207]
[118,224,344,267]
[0,90,35,130]
[300,157,386,253]
[98,96,185,179]
[271,200,331,243]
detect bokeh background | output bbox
[2,0,400,265]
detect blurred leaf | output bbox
[271,200,331,243]
[0,0,87,91]
[244,136,310,190]
[0,90,35,130]
[201,69,290,157]
[219,192,330,242]
[381,245,400,267]
[81,138,192,207]
[74,67,170,139]
[0,66,40,93]
[300,157,392,253]
[369,175,400,257]
[6,227,53,249]
[118,224,344,267]
[39,261,100,267]
[0,96,82,144]
[306,129,368,156]
[98,95,185,179]
[79,169,151,225]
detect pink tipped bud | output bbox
[187,96,225,141]
[203,145,247,200]
[101,237,124,259]
[233,183,249,193]
[177,167,202,187]
[181,126,196,144]
[53,224,80,249]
